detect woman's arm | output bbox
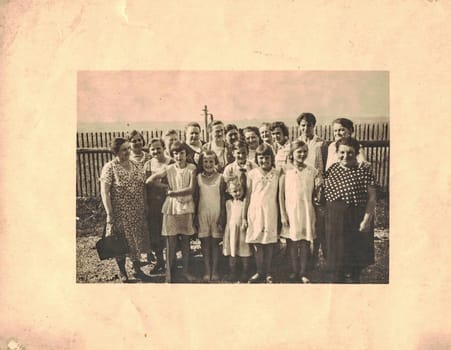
[279,174,288,227]
[100,182,113,236]
[359,185,377,232]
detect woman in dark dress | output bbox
[324,137,377,283]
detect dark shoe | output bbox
[132,261,152,282]
[118,272,129,283]
[152,261,166,273]
[248,273,265,284]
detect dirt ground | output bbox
[76,198,389,284]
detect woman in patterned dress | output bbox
[128,130,152,166]
[100,138,151,282]
[324,137,377,283]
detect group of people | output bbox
[99,113,377,284]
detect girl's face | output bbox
[186,126,200,145]
[271,127,285,144]
[259,126,272,144]
[150,141,164,161]
[164,134,178,151]
[117,142,131,161]
[211,124,225,142]
[292,146,308,165]
[233,147,248,165]
[257,154,272,171]
[173,149,187,165]
[299,119,315,139]
[226,129,239,144]
[130,134,144,152]
[228,182,243,200]
[333,123,352,141]
[337,144,357,168]
[244,131,259,150]
[202,155,217,174]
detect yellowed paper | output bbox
[1,1,451,349]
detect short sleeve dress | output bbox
[99,159,150,260]
[161,163,196,236]
[223,199,252,257]
[281,165,318,244]
[245,168,280,244]
[324,162,377,272]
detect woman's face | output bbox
[149,141,164,161]
[299,119,315,139]
[233,147,248,165]
[244,131,259,150]
[211,124,224,142]
[226,129,240,144]
[259,126,272,144]
[173,149,187,165]
[202,155,217,174]
[292,146,308,165]
[117,142,131,161]
[337,144,357,168]
[271,127,285,144]
[130,134,144,153]
[333,123,352,141]
[186,126,200,145]
[257,154,272,171]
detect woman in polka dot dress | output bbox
[324,137,377,283]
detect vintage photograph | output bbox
[76,71,389,284]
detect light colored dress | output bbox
[99,159,150,260]
[223,200,251,257]
[274,142,291,170]
[161,163,196,236]
[197,173,223,238]
[281,165,318,243]
[246,168,280,244]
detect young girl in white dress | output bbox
[223,178,252,282]
[243,143,281,283]
[279,140,322,283]
[146,141,196,283]
[195,151,226,282]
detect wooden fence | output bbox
[76,123,389,198]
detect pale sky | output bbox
[77,71,389,124]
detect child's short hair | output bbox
[270,121,289,137]
[288,140,309,162]
[231,140,248,153]
[149,138,165,149]
[197,150,219,173]
[208,120,224,133]
[335,136,360,153]
[226,176,246,200]
[332,117,354,133]
[169,140,189,157]
[128,130,146,145]
[255,143,275,167]
[296,112,317,127]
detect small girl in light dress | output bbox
[146,141,197,283]
[243,143,281,283]
[223,178,252,282]
[195,151,226,282]
[279,140,322,283]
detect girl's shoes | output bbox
[300,276,311,284]
[202,274,211,282]
[248,273,265,283]
[119,272,129,283]
[266,275,274,284]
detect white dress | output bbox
[223,200,251,257]
[281,165,318,243]
[245,168,280,244]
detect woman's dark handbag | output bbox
[96,224,129,260]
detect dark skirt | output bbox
[325,201,375,274]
